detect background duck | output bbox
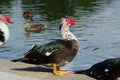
[0,15,13,47]
[23,10,34,21]
[11,17,79,76]
[24,22,47,32]
[74,57,120,80]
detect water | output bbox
[0,0,120,71]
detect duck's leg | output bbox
[53,64,69,76]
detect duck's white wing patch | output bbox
[45,52,52,56]
[104,68,110,72]
[45,49,58,56]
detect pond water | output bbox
[0,0,120,71]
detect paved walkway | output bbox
[0,59,95,80]
[0,71,39,80]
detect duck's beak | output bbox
[9,20,14,24]
[74,22,80,27]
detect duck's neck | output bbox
[61,24,78,42]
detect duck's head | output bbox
[59,17,79,30]
[23,10,33,17]
[0,15,13,24]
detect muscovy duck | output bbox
[74,57,120,80]
[24,22,47,32]
[11,18,79,76]
[0,15,13,47]
[23,11,34,21]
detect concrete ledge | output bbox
[0,59,95,80]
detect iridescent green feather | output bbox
[25,40,67,57]
[37,42,64,53]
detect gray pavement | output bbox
[0,59,95,80]
[0,71,39,80]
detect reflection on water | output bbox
[1,0,120,70]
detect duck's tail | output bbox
[11,58,24,62]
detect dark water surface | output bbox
[0,0,120,71]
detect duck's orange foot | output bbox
[53,70,69,76]
[53,63,70,76]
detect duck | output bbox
[0,15,13,47]
[74,57,120,80]
[11,17,79,76]
[23,11,34,21]
[24,22,47,32]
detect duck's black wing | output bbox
[0,29,5,43]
